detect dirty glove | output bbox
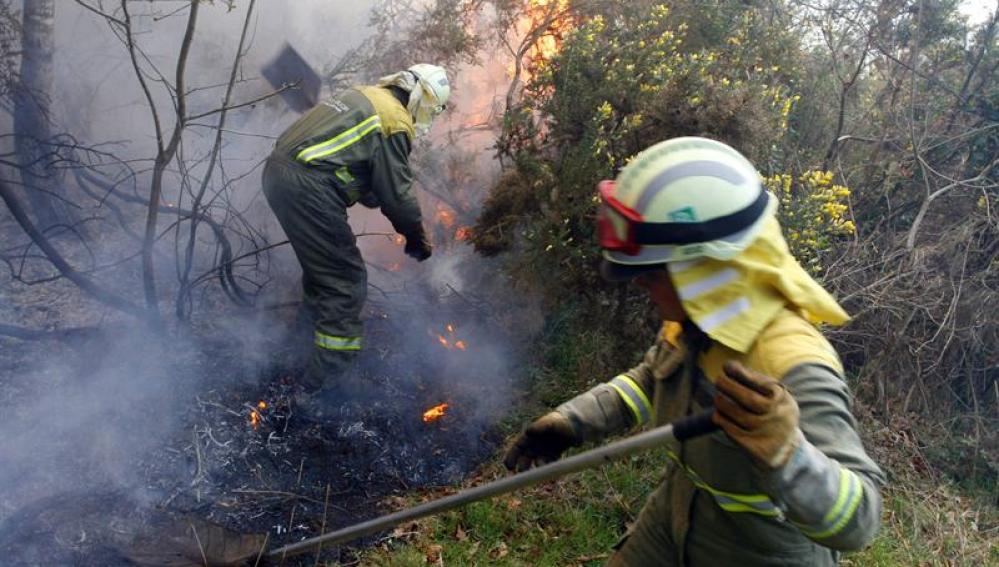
[713,361,801,469]
[403,230,432,261]
[503,411,582,472]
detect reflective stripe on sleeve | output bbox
[796,467,864,539]
[314,331,363,351]
[609,374,653,425]
[296,115,382,163]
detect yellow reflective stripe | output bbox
[334,166,355,183]
[665,449,780,516]
[314,331,362,351]
[609,382,646,425]
[800,469,864,539]
[615,375,653,418]
[296,115,381,163]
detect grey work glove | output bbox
[503,412,582,472]
[713,361,802,469]
[403,230,432,261]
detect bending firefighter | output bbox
[505,138,885,565]
[263,64,450,409]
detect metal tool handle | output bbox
[267,412,718,560]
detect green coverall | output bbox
[555,309,886,566]
[263,86,426,391]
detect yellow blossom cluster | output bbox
[570,4,796,170]
[764,170,856,274]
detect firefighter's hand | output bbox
[503,412,581,472]
[713,361,801,469]
[403,232,432,261]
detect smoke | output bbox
[0,1,534,558]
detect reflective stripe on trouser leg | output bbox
[262,157,367,391]
[314,331,362,351]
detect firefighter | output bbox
[262,64,450,414]
[504,137,885,565]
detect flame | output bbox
[436,206,457,229]
[393,234,406,246]
[249,400,268,429]
[435,323,468,351]
[455,226,473,241]
[422,403,450,423]
[515,0,572,81]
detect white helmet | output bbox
[378,63,450,135]
[407,63,450,134]
[598,137,775,279]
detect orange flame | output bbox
[436,206,456,229]
[435,323,468,351]
[455,226,473,241]
[515,0,572,81]
[422,403,450,423]
[249,400,268,429]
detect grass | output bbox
[338,309,996,566]
[341,440,995,567]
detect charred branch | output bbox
[0,177,146,318]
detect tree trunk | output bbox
[14,0,70,230]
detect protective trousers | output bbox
[262,155,365,392]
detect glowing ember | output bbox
[393,234,406,246]
[249,400,268,429]
[455,226,473,241]
[434,323,468,351]
[436,206,456,229]
[422,403,450,423]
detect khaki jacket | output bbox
[559,309,885,565]
[272,86,423,236]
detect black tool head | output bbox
[261,43,321,113]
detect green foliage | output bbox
[764,170,855,275]
[478,3,803,307]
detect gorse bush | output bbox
[476,3,811,304]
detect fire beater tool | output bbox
[129,412,717,566]
[260,43,321,113]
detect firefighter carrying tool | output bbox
[504,137,886,566]
[262,64,450,415]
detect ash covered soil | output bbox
[0,293,514,566]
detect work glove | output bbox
[712,361,802,469]
[403,231,432,261]
[503,411,582,472]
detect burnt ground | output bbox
[0,285,518,566]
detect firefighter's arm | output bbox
[503,341,664,471]
[554,340,667,443]
[370,132,424,238]
[717,362,885,552]
[774,363,884,551]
